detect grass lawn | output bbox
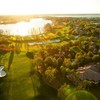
[0,51,57,100]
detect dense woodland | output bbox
[0,17,100,100]
[32,17,100,99]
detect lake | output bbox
[0,18,52,36]
[0,14,100,36]
[50,14,100,18]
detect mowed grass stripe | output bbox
[0,52,57,100]
[7,52,35,100]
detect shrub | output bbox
[92,54,100,62]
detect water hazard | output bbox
[0,18,52,36]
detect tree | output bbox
[87,51,93,57]
[26,52,34,59]
[44,23,53,33]
[92,54,100,62]
[58,84,76,100]
[45,67,58,82]
[63,59,72,68]
[34,57,44,66]
[52,58,58,68]
[44,56,53,67]
[57,57,64,68]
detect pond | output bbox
[0,18,52,36]
[28,39,61,46]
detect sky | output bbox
[0,0,100,15]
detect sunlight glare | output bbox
[16,22,30,36]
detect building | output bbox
[77,64,100,84]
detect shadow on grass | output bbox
[33,95,49,100]
[38,78,58,100]
[0,78,5,99]
[0,76,8,100]
[33,85,58,100]
[8,51,14,70]
[30,64,58,100]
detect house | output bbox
[77,64,100,84]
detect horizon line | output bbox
[0,13,100,16]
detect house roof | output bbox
[77,64,100,81]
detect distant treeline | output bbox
[0,15,44,24]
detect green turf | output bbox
[66,90,97,100]
[0,52,57,100]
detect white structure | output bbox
[0,66,6,77]
[0,66,4,71]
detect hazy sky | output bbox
[0,0,100,15]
